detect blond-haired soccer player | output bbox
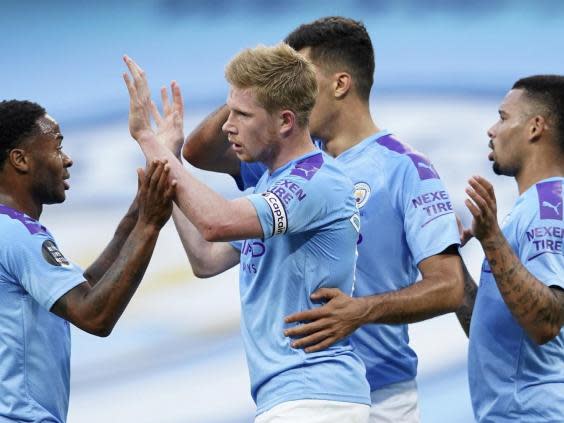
[123,44,370,422]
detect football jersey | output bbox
[236,131,460,390]
[469,178,564,422]
[0,204,85,423]
[232,150,370,415]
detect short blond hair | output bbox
[225,43,318,128]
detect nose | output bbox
[222,112,236,135]
[486,124,495,142]
[63,151,73,168]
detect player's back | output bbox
[236,151,370,415]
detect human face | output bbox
[222,86,280,165]
[27,115,73,204]
[487,89,532,177]
[298,48,338,141]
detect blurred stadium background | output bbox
[3,1,564,422]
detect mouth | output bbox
[488,140,494,161]
[63,176,70,190]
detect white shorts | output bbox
[369,379,420,423]
[255,399,370,423]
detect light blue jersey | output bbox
[469,177,564,422]
[0,204,85,423]
[232,150,370,415]
[237,132,460,391]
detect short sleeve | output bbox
[399,155,460,264]
[517,188,564,289]
[246,171,355,240]
[4,230,85,311]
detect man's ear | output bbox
[528,115,548,143]
[279,110,296,136]
[334,72,352,99]
[8,148,31,173]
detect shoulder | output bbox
[0,211,50,248]
[527,179,564,222]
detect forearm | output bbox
[172,205,224,277]
[83,199,139,285]
[455,261,478,337]
[137,133,254,241]
[482,232,563,344]
[182,104,239,174]
[75,222,159,335]
[360,276,462,325]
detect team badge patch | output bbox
[42,240,70,266]
[354,182,371,209]
[537,180,563,220]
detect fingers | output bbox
[161,86,171,116]
[310,287,341,301]
[150,100,164,125]
[123,73,136,98]
[171,81,184,116]
[284,307,325,324]
[291,329,334,351]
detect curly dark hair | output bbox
[513,75,564,152]
[285,16,375,102]
[0,100,46,169]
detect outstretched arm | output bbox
[284,245,464,352]
[122,55,262,242]
[51,161,174,337]
[183,104,241,175]
[465,175,564,345]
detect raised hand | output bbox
[464,175,501,243]
[137,160,176,230]
[123,55,156,142]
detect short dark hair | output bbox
[0,100,46,168]
[513,75,564,151]
[285,16,375,102]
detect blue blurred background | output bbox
[2,1,564,422]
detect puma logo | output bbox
[542,200,562,215]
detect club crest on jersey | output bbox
[354,182,371,209]
[536,180,563,220]
[42,240,70,267]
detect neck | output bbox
[0,190,42,220]
[266,129,316,173]
[323,99,379,158]
[515,153,564,194]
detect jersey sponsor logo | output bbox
[536,180,563,220]
[525,225,564,261]
[269,179,307,206]
[262,191,288,236]
[241,240,266,258]
[354,182,371,209]
[408,153,440,180]
[289,153,324,180]
[411,190,454,226]
[42,240,70,267]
